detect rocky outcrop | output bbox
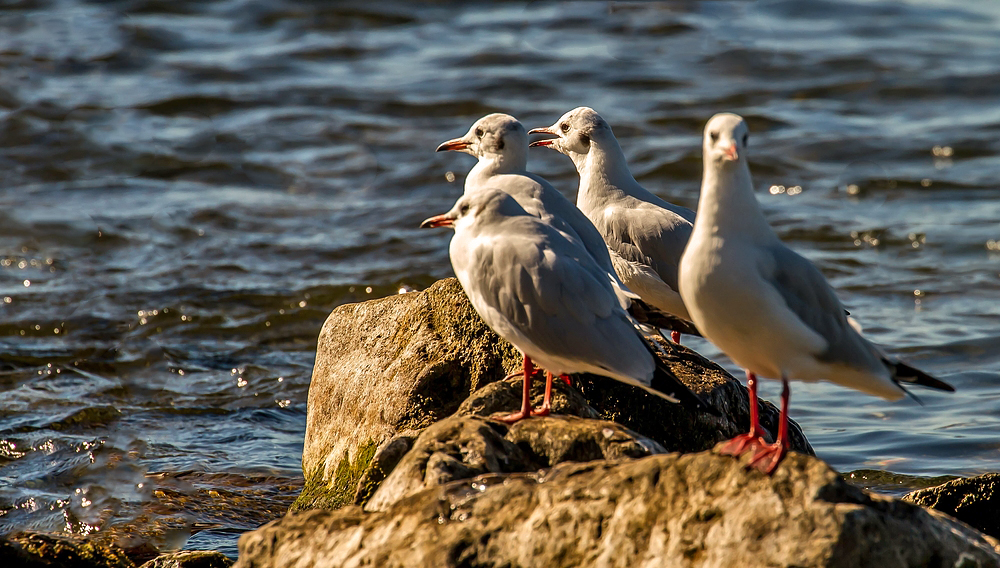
[905,472,1000,540]
[239,279,1000,567]
[294,278,812,512]
[238,450,1000,568]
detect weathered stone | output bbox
[295,278,813,512]
[352,432,419,506]
[363,412,667,512]
[904,472,1000,539]
[0,531,135,568]
[237,451,1000,568]
[138,550,233,568]
[294,278,521,511]
[363,416,532,512]
[507,413,667,463]
[456,374,601,420]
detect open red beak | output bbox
[724,142,739,161]
[436,138,470,152]
[420,214,455,229]
[528,126,558,148]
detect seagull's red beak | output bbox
[724,142,739,161]
[528,126,558,148]
[420,214,455,229]
[436,138,470,152]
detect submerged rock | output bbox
[0,531,134,568]
[904,472,1000,540]
[238,450,1000,568]
[294,278,812,512]
[138,550,233,568]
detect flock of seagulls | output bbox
[421,108,954,474]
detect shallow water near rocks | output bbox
[2,0,999,558]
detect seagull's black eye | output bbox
[475,128,484,138]
[579,133,590,145]
[460,204,470,215]
[560,123,570,133]
[742,133,748,147]
[710,131,719,144]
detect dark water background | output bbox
[2,0,999,559]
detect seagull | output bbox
[678,112,955,474]
[437,113,683,392]
[436,113,620,291]
[528,107,698,343]
[420,188,715,423]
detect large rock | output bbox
[294,278,812,512]
[237,450,1000,568]
[904,472,1000,540]
[294,278,522,511]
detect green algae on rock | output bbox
[291,440,378,512]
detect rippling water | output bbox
[2,0,999,558]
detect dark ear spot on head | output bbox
[742,133,748,147]
[579,133,590,145]
[497,138,504,150]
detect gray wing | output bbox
[760,244,879,367]
[595,199,694,291]
[464,218,651,379]
[501,172,617,276]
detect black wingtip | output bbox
[888,360,956,393]
[628,299,702,338]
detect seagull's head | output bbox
[528,107,611,160]
[436,113,528,166]
[419,188,526,232]
[703,113,749,167]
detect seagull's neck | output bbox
[466,153,525,192]
[694,161,776,244]
[576,139,649,213]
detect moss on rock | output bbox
[290,440,378,512]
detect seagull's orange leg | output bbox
[531,371,554,417]
[718,371,768,457]
[747,378,790,475]
[495,355,535,423]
